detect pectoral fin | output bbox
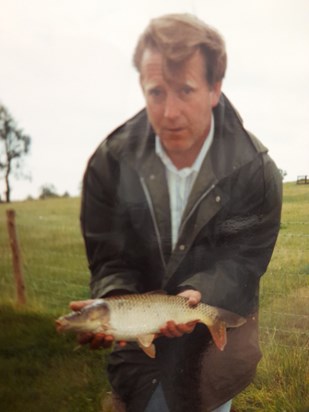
[208,321,227,351]
[137,334,156,358]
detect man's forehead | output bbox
[142,78,198,91]
[140,48,205,86]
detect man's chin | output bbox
[160,134,188,147]
[161,142,191,155]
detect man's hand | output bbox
[159,289,201,338]
[69,299,126,350]
[177,289,201,305]
[70,290,201,347]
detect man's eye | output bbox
[149,88,162,97]
[180,85,194,95]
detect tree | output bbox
[39,183,59,199]
[278,169,287,180]
[0,104,31,202]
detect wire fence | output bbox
[1,200,308,349]
[0,203,90,312]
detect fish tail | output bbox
[215,307,247,328]
[207,320,227,351]
[201,307,246,351]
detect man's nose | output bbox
[164,93,181,119]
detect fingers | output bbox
[77,332,94,345]
[160,321,183,338]
[160,320,198,338]
[90,333,114,349]
[177,290,202,306]
[182,321,198,334]
[76,332,114,349]
[69,299,95,311]
[68,300,127,350]
[76,332,127,350]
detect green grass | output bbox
[0,183,308,411]
[0,306,109,412]
[0,197,89,312]
[234,183,309,412]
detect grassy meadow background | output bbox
[0,182,308,412]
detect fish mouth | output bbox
[55,318,68,333]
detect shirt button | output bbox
[215,195,221,203]
[150,174,155,180]
[179,244,186,251]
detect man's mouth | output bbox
[165,127,184,132]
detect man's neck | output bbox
[155,114,215,171]
[166,139,207,169]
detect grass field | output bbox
[0,183,308,411]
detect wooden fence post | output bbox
[6,209,27,305]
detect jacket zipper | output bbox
[140,177,167,272]
[178,183,216,240]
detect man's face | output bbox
[140,49,222,167]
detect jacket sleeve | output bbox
[80,144,142,298]
[177,153,283,316]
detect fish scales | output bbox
[107,294,217,340]
[56,293,246,357]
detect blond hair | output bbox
[133,13,227,86]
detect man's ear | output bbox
[210,81,222,108]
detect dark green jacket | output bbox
[80,94,282,411]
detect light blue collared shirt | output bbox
[155,114,214,248]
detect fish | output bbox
[55,293,246,358]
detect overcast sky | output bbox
[1,0,308,201]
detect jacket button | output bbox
[179,244,186,251]
[215,195,221,203]
[150,174,155,180]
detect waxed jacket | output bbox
[80,94,282,411]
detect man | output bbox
[72,13,282,412]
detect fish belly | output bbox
[106,299,200,341]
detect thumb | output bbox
[178,290,201,306]
[69,299,94,311]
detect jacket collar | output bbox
[112,93,268,176]
[106,94,268,272]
